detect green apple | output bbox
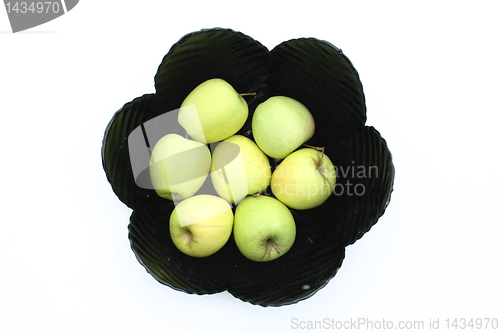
[271,147,336,210]
[252,96,315,159]
[233,195,296,262]
[210,135,271,204]
[149,133,211,201]
[169,194,234,257]
[179,78,250,143]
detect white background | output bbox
[1,1,499,332]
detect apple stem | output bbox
[271,243,281,255]
[183,228,195,248]
[238,92,257,97]
[303,144,325,162]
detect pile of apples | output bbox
[149,78,337,262]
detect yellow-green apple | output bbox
[252,96,315,159]
[233,195,296,262]
[210,135,271,204]
[179,78,250,143]
[271,148,336,210]
[149,133,211,201]
[169,194,234,257]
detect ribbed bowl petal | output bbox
[328,126,395,247]
[129,204,236,294]
[154,28,269,113]
[102,94,166,210]
[225,230,346,306]
[265,38,367,139]
[289,126,395,251]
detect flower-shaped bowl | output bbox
[102,28,395,306]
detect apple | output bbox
[178,78,251,143]
[210,135,271,204]
[233,195,296,262]
[270,147,336,210]
[169,194,234,257]
[252,96,315,159]
[149,133,211,201]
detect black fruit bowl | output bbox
[101,28,395,307]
